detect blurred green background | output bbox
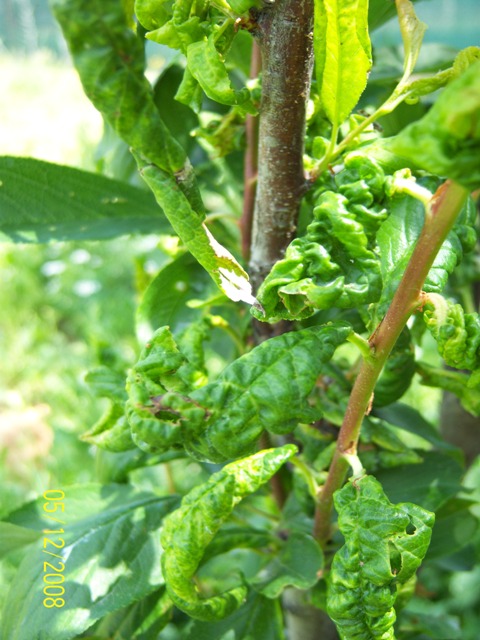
[0,1,479,636]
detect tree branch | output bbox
[240,39,261,261]
[314,180,470,545]
[249,0,314,293]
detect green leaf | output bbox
[0,522,42,559]
[1,484,179,640]
[314,0,372,128]
[185,591,285,640]
[51,0,186,173]
[426,498,478,559]
[250,532,323,598]
[226,0,261,14]
[398,609,462,640]
[374,403,457,452]
[135,156,257,307]
[375,451,464,511]
[136,252,214,340]
[386,60,480,190]
[160,445,297,621]
[91,587,172,640]
[0,157,171,242]
[327,475,434,640]
[126,322,351,461]
[135,0,171,30]
[373,328,416,408]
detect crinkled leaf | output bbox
[85,366,127,403]
[127,322,351,461]
[423,295,480,371]
[256,156,386,321]
[0,157,171,243]
[185,591,285,640]
[135,157,257,306]
[250,532,323,598]
[327,475,434,640]
[51,0,185,173]
[160,445,297,621]
[314,0,372,128]
[1,484,179,640]
[82,404,135,452]
[386,61,480,190]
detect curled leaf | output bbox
[187,35,256,114]
[423,294,480,371]
[160,445,297,621]
[255,156,386,321]
[51,0,186,173]
[135,156,257,306]
[126,322,351,461]
[327,475,434,640]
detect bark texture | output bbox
[249,0,314,293]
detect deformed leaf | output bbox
[51,0,186,173]
[82,404,135,452]
[187,35,256,114]
[396,0,427,77]
[256,155,386,321]
[423,294,480,371]
[160,445,297,621]
[327,475,434,640]
[314,0,372,128]
[126,322,351,461]
[135,157,257,306]
[417,362,480,417]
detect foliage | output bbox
[1,0,480,639]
